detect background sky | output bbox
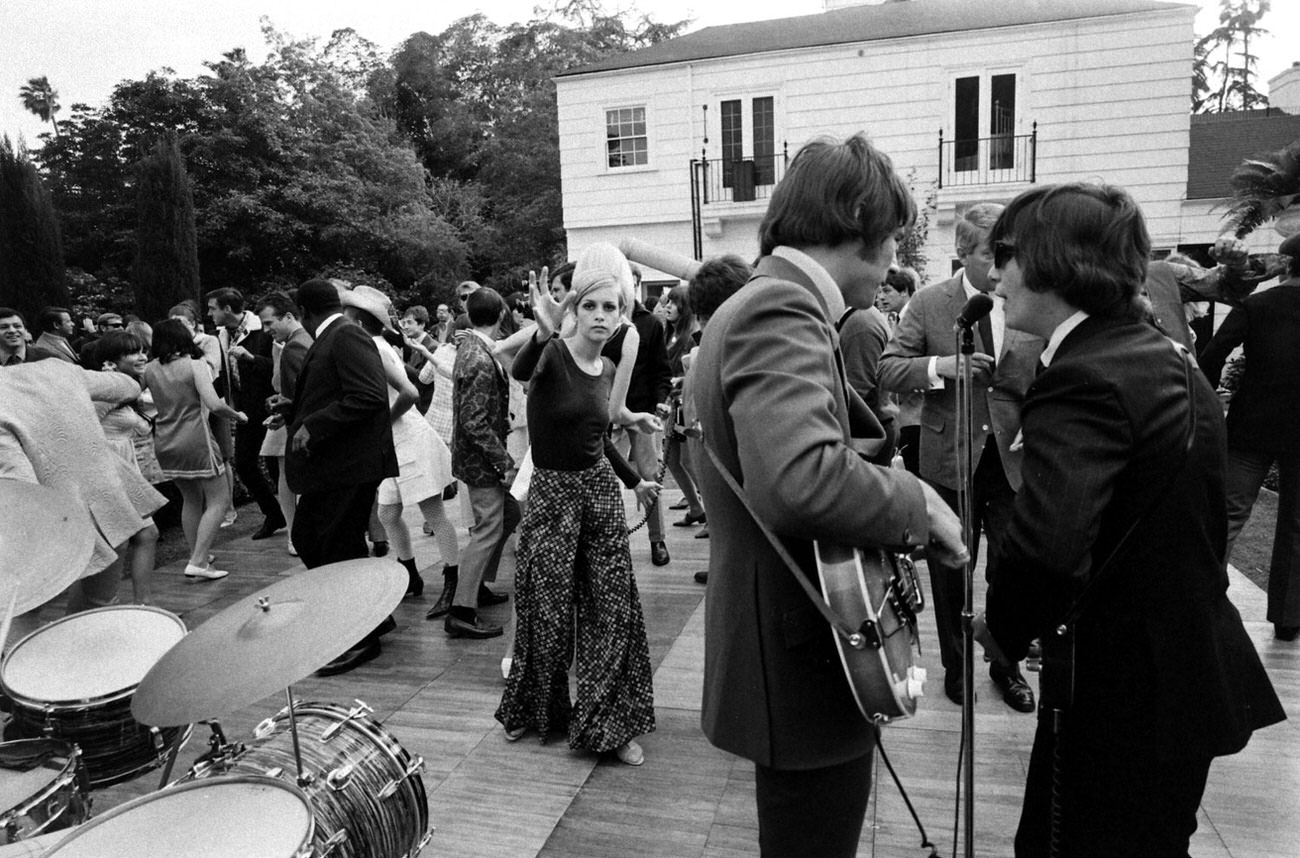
[3,0,1298,145]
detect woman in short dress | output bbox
[144,319,247,580]
[661,284,705,528]
[496,244,659,767]
[342,286,460,599]
[95,330,165,604]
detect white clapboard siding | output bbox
[557,2,1196,262]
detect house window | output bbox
[720,100,744,188]
[719,96,777,199]
[606,106,647,168]
[953,73,1018,172]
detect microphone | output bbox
[953,293,994,332]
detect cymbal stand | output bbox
[953,325,977,858]
[284,686,310,787]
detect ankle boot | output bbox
[426,566,457,619]
[400,557,423,598]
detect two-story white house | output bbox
[554,0,1200,290]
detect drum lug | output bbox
[262,766,284,779]
[320,700,373,742]
[41,704,55,737]
[318,829,348,857]
[253,717,277,740]
[378,755,424,800]
[326,764,353,791]
[407,826,436,857]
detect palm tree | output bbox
[18,76,60,138]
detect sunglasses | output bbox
[992,240,1017,269]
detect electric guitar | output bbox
[814,542,928,721]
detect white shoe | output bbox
[287,540,298,557]
[220,510,238,528]
[501,657,513,680]
[184,563,229,580]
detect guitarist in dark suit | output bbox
[284,278,398,674]
[979,183,1284,857]
[693,133,967,858]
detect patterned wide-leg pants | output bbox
[495,459,655,752]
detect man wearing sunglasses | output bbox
[879,203,1044,712]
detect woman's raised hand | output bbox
[528,267,564,337]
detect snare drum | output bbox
[1,606,192,787]
[189,701,430,858]
[40,775,314,857]
[0,740,89,844]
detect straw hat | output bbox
[339,285,395,332]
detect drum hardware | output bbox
[377,757,424,800]
[283,686,310,788]
[320,701,373,741]
[319,829,348,857]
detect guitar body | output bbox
[814,542,927,722]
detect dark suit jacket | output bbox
[838,305,896,465]
[879,273,1042,492]
[1199,283,1300,454]
[602,303,672,412]
[693,253,929,770]
[285,317,397,495]
[278,327,311,401]
[222,321,274,421]
[451,334,512,488]
[986,315,1283,761]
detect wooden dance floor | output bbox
[20,487,1300,857]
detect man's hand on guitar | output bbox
[920,482,968,568]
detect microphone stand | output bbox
[953,323,977,858]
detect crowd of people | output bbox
[0,127,1295,857]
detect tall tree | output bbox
[0,137,68,322]
[19,76,61,138]
[133,136,201,322]
[1194,0,1270,113]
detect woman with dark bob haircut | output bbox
[144,318,247,580]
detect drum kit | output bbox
[0,481,433,857]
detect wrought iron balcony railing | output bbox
[690,148,789,207]
[938,123,1037,189]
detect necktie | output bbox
[977,314,995,360]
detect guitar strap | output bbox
[700,440,862,643]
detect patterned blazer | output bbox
[452,334,512,488]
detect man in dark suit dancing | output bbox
[1200,231,1300,642]
[879,203,1042,711]
[284,279,398,674]
[979,183,1284,857]
[693,133,967,858]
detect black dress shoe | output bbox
[477,584,508,607]
[445,614,503,639]
[673,512,706,527]
[693,570,708,585]
[375,615,397,637]
[651,541,670,566]
[426,586,453,620]
[251,519,286,540]
[990,664,1036,712]
[1275,624,1300,641]
[316,641,381,676]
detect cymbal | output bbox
[0,480,95,616]
[131,558,406,727]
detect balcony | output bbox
[938,124,1037,189]
[690,149,789,206]
[689,148,789,257]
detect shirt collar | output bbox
[315,313,344,339]
[470,329,496,347]
[1040,310,1091,368]
[772,246,845,321]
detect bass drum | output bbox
[39,775,315,858]
[1,606,191,787]
[0,740,90,845]
[188,701,430,858]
